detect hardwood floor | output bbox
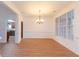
[1,38,78,57]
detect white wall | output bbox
[15,14,23,43]
[51,2,79,55]
[3,1,23,43]
[23,16,52,38]
[0,2,16,43]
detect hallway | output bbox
[1,38,78,57]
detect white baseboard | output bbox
[50,36,79,56]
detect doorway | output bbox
[7,20,16,42]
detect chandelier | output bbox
[35,10,44,24]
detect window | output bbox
[55,10,74,40]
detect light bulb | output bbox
[40,19,44,22]
[35,18,40,23]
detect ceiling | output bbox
[11,1,72,16]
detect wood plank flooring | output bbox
[15,38,78,57]
[0,38,78,57]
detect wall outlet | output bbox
[0,36,2,40]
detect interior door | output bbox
[21,21,23,38]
